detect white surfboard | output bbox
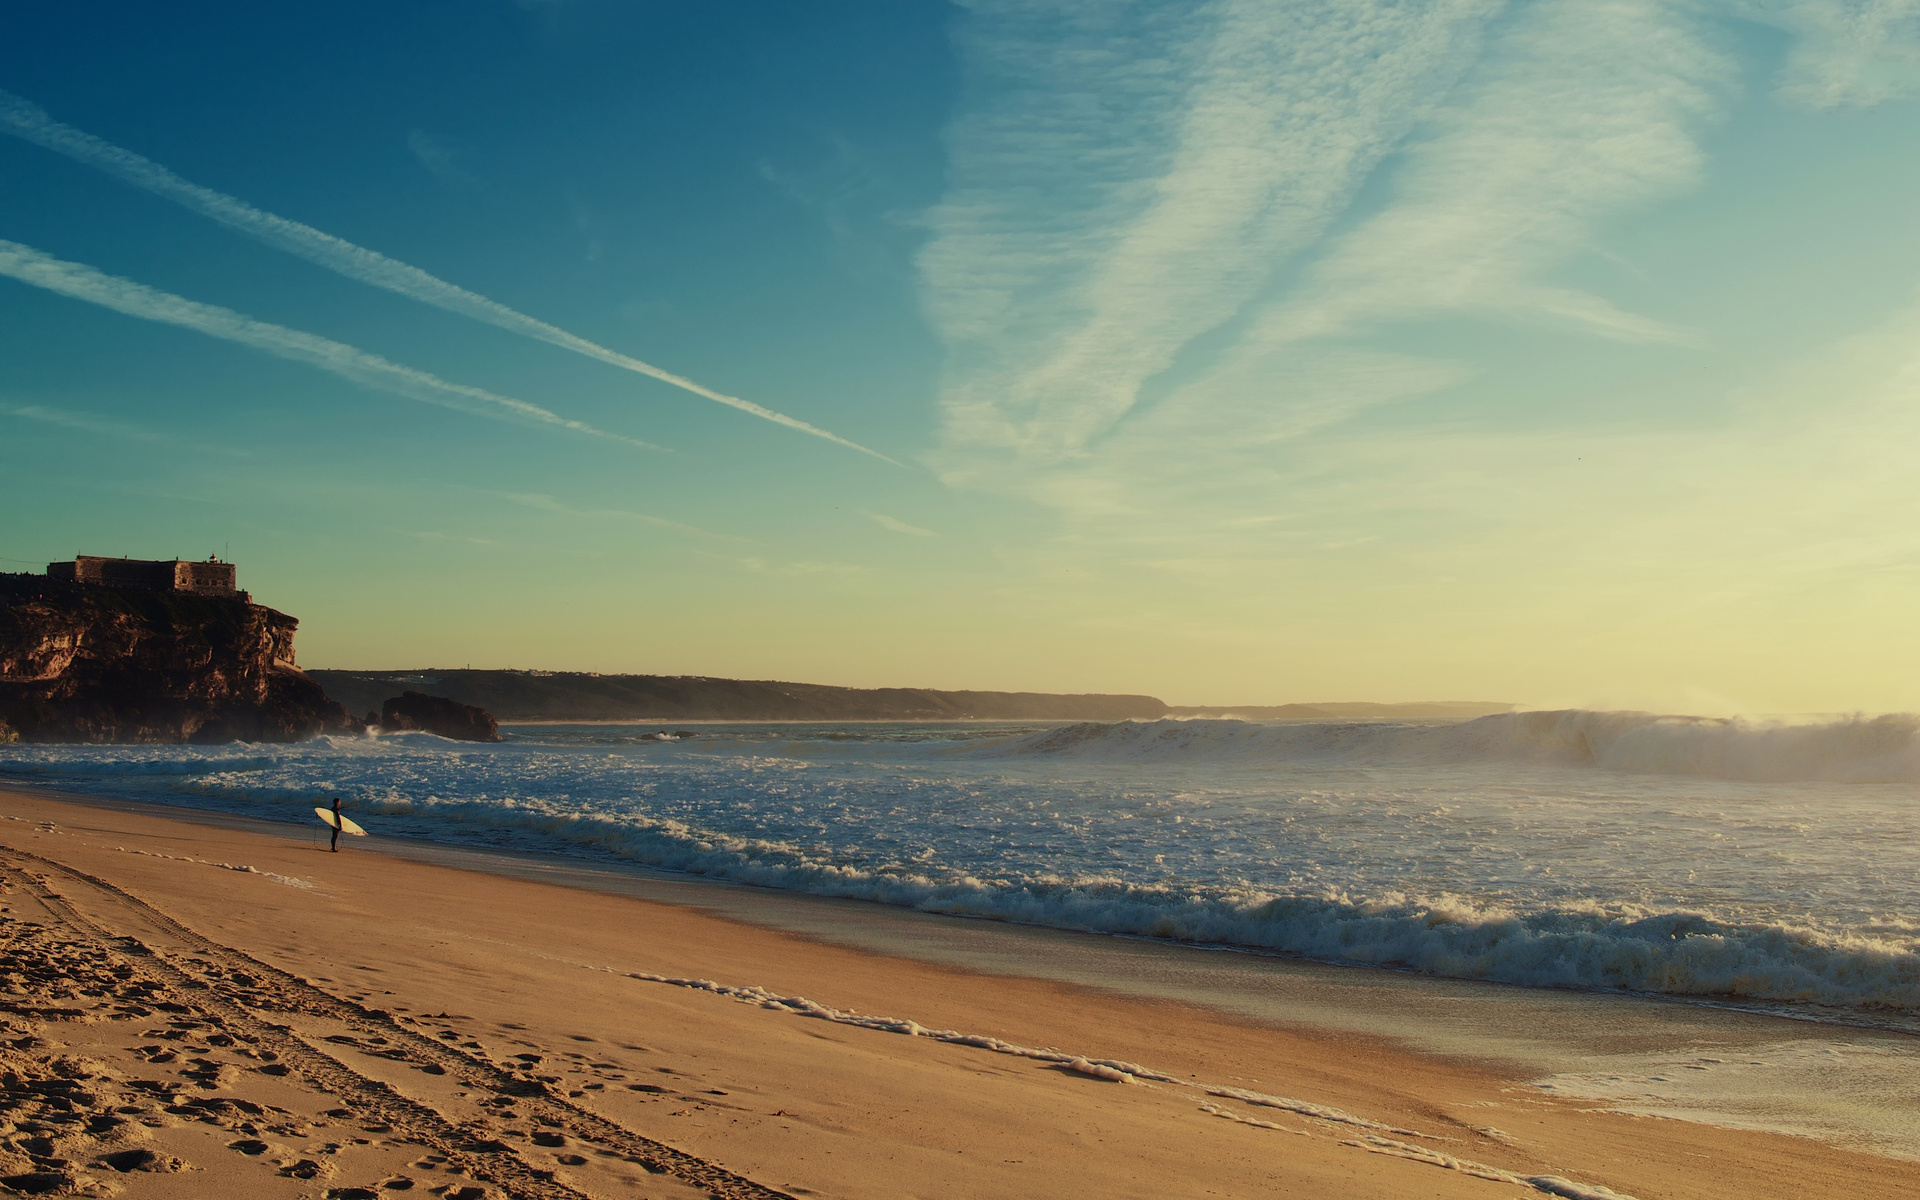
[314,807,368,836]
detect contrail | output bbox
[0,88,894,463]
[489,491,760,545]
[0,239,663,450]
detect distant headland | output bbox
[309,669,1512,725]
[2,555,1508,742]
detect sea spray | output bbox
[4,715,1918,1016]
[990,710,1920,783]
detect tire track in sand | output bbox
[0,845,797,1200]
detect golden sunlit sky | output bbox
[6,1,1920,713]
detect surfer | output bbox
[314,800,368,848]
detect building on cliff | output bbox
[47,555,244,599]
[0,569,352,743]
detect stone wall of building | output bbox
[47,556,239,597]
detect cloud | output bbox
[924,0,1502,468]
[927,0,1746,522]
[760,134,915,278]
[1237,0,1731,348]
[727,556,868,577]
[489,490,754,543]
[406,129,476,186]
[0,87,891,462]
[396,529,498,547]
[862,510,936,537]
[1107,0,1732,467]
[1743,0,1920,108]
[0,400,249,457]
[0,239,662,449]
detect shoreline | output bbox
[0,784,1914,1199]
[13,778,1917,1039]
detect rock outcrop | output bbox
[0,573,357,743]
[378,691,501,742]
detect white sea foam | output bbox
[1350,1136,1640,1199]
[111,846,314,889]
[153,782,1920,1013]
[4,718,1917,1017]
[618,969,1417,1133]
[1535,1040,1920,1160]
[995,710,1920,783]
[610,965,1636,1199]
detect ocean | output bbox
[4,710,1916,1027]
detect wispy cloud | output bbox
[924,0,1501,469]
[489,490,754,543]
[1084,0,1737,493]
[0,239,661,449]
[0,400,249,458]
[862,510,935,537]
[1744,0,1920,108]
[926,0,1748,520]
[0,88,891,462]
[1239,0,1731,349]
[396,528,498,547]
[727,556,868,577]
[760,134,911,277]
[406,128,476,186]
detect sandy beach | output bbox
[0,786,1910,1200]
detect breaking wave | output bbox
[54,769,1918,1018]
[6,719,1919,1017]
[994,710,1920,783]
[359,795,1920,1014]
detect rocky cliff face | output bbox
[0,573,357,743]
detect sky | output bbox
[4,0,1920,713]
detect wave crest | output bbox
[164,785,1920,1015]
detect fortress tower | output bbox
[47,555,242,598]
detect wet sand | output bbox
[0,784,1911,1199]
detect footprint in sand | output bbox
[95,1147,183,1173]
[1,1170,78,1195]
[278,1157,327,1179]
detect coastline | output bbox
[0,784,1912,1199]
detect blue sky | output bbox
[5,1,1920,712]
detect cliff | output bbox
[0,573,356,743]
[309,669,1170,723]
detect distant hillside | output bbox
[1167,701,1513,720]
[308,669,1170,723]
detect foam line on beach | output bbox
[1350,1135,1640,1200]
[3,815,310,889]
[612,966,1649,1200]
[113,845,314,889]
[618,968,1422,1134]
[1198,1102,1310,1135]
